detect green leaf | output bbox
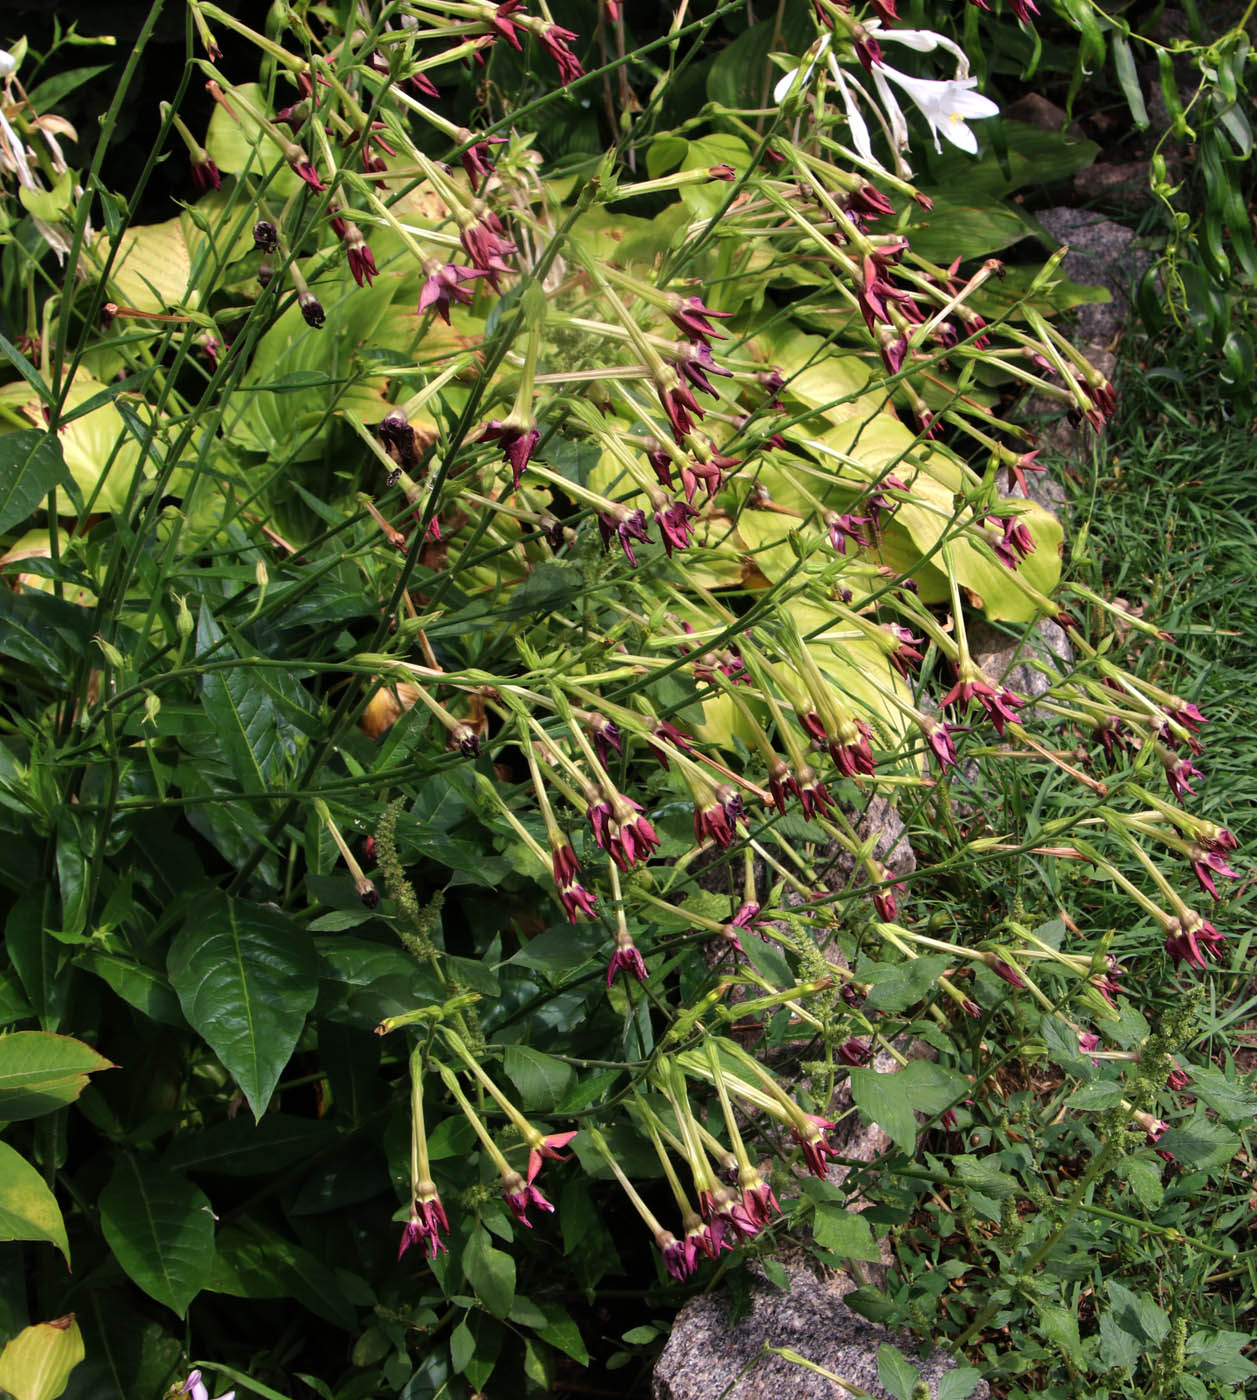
[862,955,950,1013]
[502,1045,574,1113]
[0,1031,114,1120]
[1116,1156,1164,1211]
[206,1227,358,1331]
[849,1066,916,1155]
[74,951,185,1028]
[5,892,68,1031]
[1157,1116,1240,1172]
[1111,33,1149,129]
[463,1227,515,1320]
[98,1158,215,1318]
[167,893,319,1120]
[0,1141,69,1265]
[1038,1303,1085,1368]
[876,1343,920,1400]
[0,432,71,535]
[1098,1308,1141,1371]
[163,1114,339,1176]
[1066,1080,1123,1111]
[811,1205,880,1262]
[449,1320,475,1374]
[1040,1013,1096,1081]
[196,609,295,793]
[1187,1066,1257,1123]
[938,1368,983,1400]
[533,1302,589,1366]
[0,1315,84,1400]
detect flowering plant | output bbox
[0,3,1246,1397]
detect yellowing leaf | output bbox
[0,1315,84,1400]
[108,214,190,312]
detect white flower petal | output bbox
[772,65,801,104]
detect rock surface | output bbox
[652,1262,988,1400]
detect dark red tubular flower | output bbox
[490,0,526,50]
[460,132,508,189]
[983,953,1026,989]
[829,718,875,778]
[680,450,735,504]
[607,796,660,869]
[1164,914,1224,970]
[940,674,1024,738]
[678,342,733,400]
[921,718,964,774]
[588,713,622,766]
[1165,754,1203,802]
[648,718,695,769]
[837,1037,872,1067]
[346,230,378,288]
[711,1187,759,1244]
[1166,1066,1191,1091]
[418,262,486,323]
[791,1114,839,1178]
[551,843,581,887]
[825,511,873,555]
[657,375,705,442]
[597,505,651,566]
[559,879,597,923]
[990,515,1035,570]
[647,446,676,489]
[1010,0,1040,20]
[503,1171,555,1227]
[191,152,221,193]
[799,710,828,745]
[587,797,614,850]
[480,419,540,488]
[872,885,898,921]
[451,724,482,759]
[655,499,699,556]
[767,759,799,816]
[729,901,762,932]
[291,159,326,192]
[854,33,883,71]
[1142,1116,1174,1163]
[397,1191,450,1261]
[660,1232,696,1281]
[526,1130,578,1183]
[883,624,924,676]
[539,22,583,84]
[1190,847,1238,900]
[693,801,734,849]
[378,409,418,468]
[740,1174,781,1228]
[460,216,516,290]
[409,70,440,99]
[870,0,899,20]
[668,295,731,344]
[849,183,894,225]
[1005,449,1044,497]
[796,767,834,820]
[606,937,648,985]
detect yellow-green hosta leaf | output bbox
[108,213,190,312]
[0,1315,84,1400]
[754,325,881,425]
[0,1141,70,1264]
[205,81,300,195]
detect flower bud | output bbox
[298,291,325,329]
[253,220,279,253]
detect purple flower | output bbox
[397,1191,450,1261]
[539,22,583,84]
[921,717,964,773]
[983,954,1026,988]
[1166,1066,1191,1091]
[791,1114,839,1178]
[837,1037,872,1067]
[527,1130,578,1184]
[460,131,508,189]
[588,712,622,766]
[829,718,875,778]
[418,262,486,323]
[597,505,651,566]
[668,295,731,344]
[660,1230,697,1280]
[825,512,873,554]
[796,767,834,820]
[1164,914,1224,970]
[460,214,516,289]
[481,419,540,488]
[191,153,221,194]
[489,0,526,49]
[1190,847,1238,900]
[940,674,1024,738]
[503,1171,555,1227]
[883,624,924,676]
[655,498,699,556]
[291,159,326,192]
[181,1371,234,1400]
[678,342,733,400]
[607,936,648,986]
[1165,755,1203,802]
[346,231,378,288]
[657,375,705,441]
[378,409,419,468]
[559,879,598,923]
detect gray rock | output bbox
[967,617,1072,709]
[1033,206,1151,353]
[652,1261,988,1400]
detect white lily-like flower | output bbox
[871,63,999,155]
[772,33,832,105]
[862,20,972,77]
